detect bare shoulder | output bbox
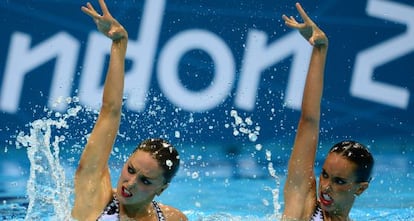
[159,203,188,221]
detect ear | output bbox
[355,182,369,196]
[156,183,169,196]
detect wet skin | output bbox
[116,150,168,207]
[319,153,368,216]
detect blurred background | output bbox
[0,0,413,201]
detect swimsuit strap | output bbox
[152,201,166,221]
[310,203,324,221]
[97,195,120,221]
[97,196,165,221]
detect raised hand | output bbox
[282,3,328,47]
[81,0,127,40]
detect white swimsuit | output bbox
[310,203,324,221]
[97,195,165,221]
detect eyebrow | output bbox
[322,169,348,181]
[128,163,159,180]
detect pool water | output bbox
[1,147,413,220]
[1,106,413,220]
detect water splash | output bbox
[226,109,282,219]
[266,151,281,220]
[15,100,82,220]
[10,98,284,220]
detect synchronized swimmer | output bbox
[71,1,188,220]
[70,1,374,221]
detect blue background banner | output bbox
[1,0,413,156]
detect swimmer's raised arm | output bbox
[72,0,128,219]
[81,0,128,40]
[282,3,328,47]
[282,3,328,219]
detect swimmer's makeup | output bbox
[127,163,159,186]
[321,169,349,186]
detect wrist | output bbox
[113,30,128,43]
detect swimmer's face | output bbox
[318,153,369,214]
[116,150,168,205]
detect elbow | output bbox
[300,115,319,126]
[101,101,122,116]
[297,114,320,132]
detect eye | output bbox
[127,165,135,174]
[321,170,328,179]
[140,177,152,185]
[334,178,346,185]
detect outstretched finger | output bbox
[282,15,300,28]
[282,14,291,24]
[282,15,295,23]
[98,0,111,16]
[81,2,100,19]
[295,3,312,23]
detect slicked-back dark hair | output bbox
[133,138,180,184]
[329,140,374,182]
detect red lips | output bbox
[320,192,333,206]
[121,186,133,198]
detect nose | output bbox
[323,184,331,192]
[126,175,138,189]
[320,180,331,192]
